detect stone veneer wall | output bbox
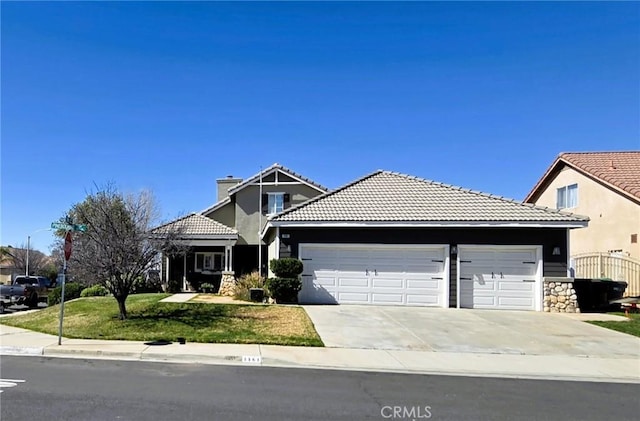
[218,271,236,296]
[543,277,580,313]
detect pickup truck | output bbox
[0,276,52,312]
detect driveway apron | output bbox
[302,305,640,358]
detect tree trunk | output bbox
[116,295,128,320]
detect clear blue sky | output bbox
[2,1,639,252]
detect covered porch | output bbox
[152,213,238,292]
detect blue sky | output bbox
[2,1,639,252]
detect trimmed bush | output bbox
[200,283,215,293]
[132,276,164,294]
[265,277,302,304]
[166,278,181,293]
[234,271,264,301]
[48,282,85,306]
[80,284,110,297]
[269,258,303,278]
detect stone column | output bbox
[543,277,580,313]
[218,271,236,296]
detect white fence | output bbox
[573,253,640,297]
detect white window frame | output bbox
[556,184,578,209]
[195,252,225,272]
[267,192,285,215]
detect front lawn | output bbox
[0,294,323,346]
[589,313,640,338]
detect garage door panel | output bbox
[299,244,447,307]
[314,275,337,287]
[407,294,440,305]
[406,279,441,289]
[372,278,404,288]
[338,292,369,303]
[498,297,534,308]
[459,246,540,311]
[498,282,534,292]
[338,277,368,288]
[372,293,404,304]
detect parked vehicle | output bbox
[4,276,52,309]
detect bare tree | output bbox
[56,184,185,320]
[1,244,49,277]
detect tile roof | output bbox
[526,151,640,202]
[271,171,589,224]
[152,213,237,236]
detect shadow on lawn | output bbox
[123,303,245,329]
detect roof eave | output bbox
[268,220,589,229]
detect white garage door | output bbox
[298,244,448,307]
[458,246,542,311]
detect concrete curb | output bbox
[2,344,637,384]
[0,346,44,356]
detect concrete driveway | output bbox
[303,305,640,358]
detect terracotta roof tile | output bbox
[559,152,640,200]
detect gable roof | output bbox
[525,151,640,203]
[200,196,231,217]
[152,213,237,237]
[268,171,589,228]
[200,163,328,216]
[227,163,328,195]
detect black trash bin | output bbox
[250,288,265,303]
[574,278,628,312]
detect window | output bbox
[267,193,285,215]
[556,184,578,209]
[195,252,224,272]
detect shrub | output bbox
[132,276,164,294]
[167,278,181,293]
[265,277,302,304]
[269,258,303,278]
[234,271,264,301]
[48,282,85,306]
[200,283,216,293]
[80,284,110,297]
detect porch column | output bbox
[164,255,170,285]
[225,244,233,273]
[182,254,187,291]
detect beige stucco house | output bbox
[524,152,640,295]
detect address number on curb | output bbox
[242,355,262,364]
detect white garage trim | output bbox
[456,245,543,311]
[298,243,450,308]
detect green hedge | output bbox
[48,283,85,306]
[80,284,110,297]
[269,258,303,278]
[265,277,301,304]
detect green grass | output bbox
[0,293,323,347]
[589,313,640,338]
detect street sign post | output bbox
[52,221,86,346]
[51,222,87,232]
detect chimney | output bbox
[216,175,243,201]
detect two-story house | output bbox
[153,164,327,291]
[524,151,640,295]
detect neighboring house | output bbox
[0,253,18,285]
[153,164,328,291]
[262,170,588,311]
[524,152,640,295]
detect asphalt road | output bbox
[1,356,638,421]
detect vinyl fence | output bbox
[573,253,640,297]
